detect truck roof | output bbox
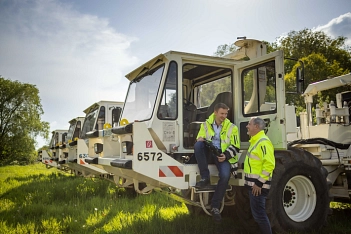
[125,51,241,82]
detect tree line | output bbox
[0,77,49,165]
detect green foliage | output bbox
[199,76,231,107]
[0,77,49,165]
[214,29,351,114]
[277,29,351,113]
[213,43,237,57]
[285,53,349,111]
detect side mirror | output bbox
[296,67,304,94]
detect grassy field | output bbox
[0,164,350,234]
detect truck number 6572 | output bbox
[137,152,162,161]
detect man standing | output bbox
[194,103,240,222]
[245,117,275,234]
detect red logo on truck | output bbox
[146,141,152,148]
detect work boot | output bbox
[211,207,222,223]
[195,178,210,188]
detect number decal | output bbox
[157,152,162,161]
[137,152,162,161]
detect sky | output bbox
[1,0,351,148]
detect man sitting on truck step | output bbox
[194,102,240,222]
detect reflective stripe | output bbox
[226,145,238,158]
[203,123,211,140]
[248,138,269,153]
[262,170,270,176]
[231,162,238,169]
[247,152,260,160]
[258,177,266,183]
[223,124,235,144]
[245,173,272,181]
[246,138,268,161]
[245,173,259,179]
[245,181,271,189]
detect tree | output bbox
[277,29,351,115]
[214,43,237,57]
[0,77,49,165]
[214,29,351,113]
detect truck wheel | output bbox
[233,148,330,234]
[267,148,330,233]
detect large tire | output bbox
[233,148,330,234]
[267,148,330,233]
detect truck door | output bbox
[234,50,287,150]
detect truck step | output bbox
[193,185,231,193]
[110,159,132,169]
[85,157,98,164]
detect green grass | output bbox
[0,164,350,234]
[0,164,241,234]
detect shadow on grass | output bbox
[0,171,246,234]
[1,168,351,234]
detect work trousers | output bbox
[194,141,231,209]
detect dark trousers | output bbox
[194,141,231,209]
[248,190,272,234]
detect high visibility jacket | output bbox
[196,113,240,175]
[244,130,275,191]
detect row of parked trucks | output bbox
[39,38,351,233]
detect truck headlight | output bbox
[94,143,103,154]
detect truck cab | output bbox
[86,39,289,191]
[67,101,123,177]
[42,129,67,169]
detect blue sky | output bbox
[0,0,351,148]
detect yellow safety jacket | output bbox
[197,113,240,175]
[244,130,275,190]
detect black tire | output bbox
[267,148,330,233]
[233,148,330,234]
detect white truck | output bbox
[66,101,123,178]
[41,129,67,169]
[84,39,351,233]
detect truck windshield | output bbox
[66,123,75,142]
[80,107,99,139]
[122,64,165,122]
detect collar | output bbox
[212,120,223,127]
[249,130,266,143]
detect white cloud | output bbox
[314,12,351,46]
[0,0,138,147]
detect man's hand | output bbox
[252,184,262,196]
[197,137,204,142]
[217,154,226,162]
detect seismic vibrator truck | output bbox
[66,101,123,178]
[41,129,67,169]
[84,38,351,233]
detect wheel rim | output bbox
[282,175,316,222]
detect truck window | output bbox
[158,61,178,120]
[96,106,105,130]
[122,65,165,122]
[242,61,277,116]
